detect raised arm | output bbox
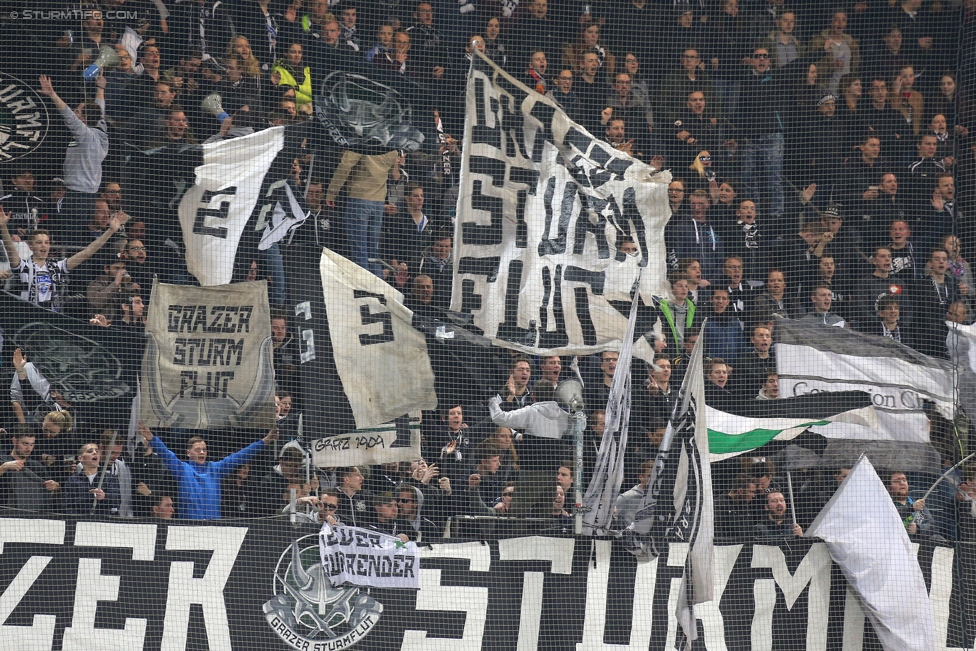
[67,212,127,270]
[38,75,68,111]
[0,208,21,268]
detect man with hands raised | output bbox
[138,423,278,520]
[0,206,127,312]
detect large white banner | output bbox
[318,524,420,590]
[776,320,954,443]
[320,248,437,430]
[452,51,670,360]
[140,280,277,429]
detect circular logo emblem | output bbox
[0,73,49,161]
[263,535,383,649]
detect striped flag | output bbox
[775,320,954,443]
[707,394,877,461]
[626,327,712,650]
[581,285,640,534]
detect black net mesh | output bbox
[0,1,975,649]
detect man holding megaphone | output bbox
[37,75,109,233]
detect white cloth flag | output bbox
[453,50,670,362]
[319,248,437,430]
[806,454,936,651]
[776,320,954,443]
[582,285,639,534]
[179,126,306,286]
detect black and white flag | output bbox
[178,126,308,286]
[776,320,955,443]
[453,51,671,361]
[581,283,639,534]
[627,327,713,650]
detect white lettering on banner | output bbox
[498,537,575,649]
[751,544,832,651]
[161,526,247,651]
[578,539,658,650]
[665,543,688,650]
[0,557,56,651]
[401,543,491,651]
[694,544,743,648]
[0,519,64,650]
[62,559,148,650]
[62,523,157,651]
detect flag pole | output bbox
[573,408,586,534]
[787,471,798,526]
[921,450,976,502]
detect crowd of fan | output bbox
[0,0,975,540]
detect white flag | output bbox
[179,126,306,286]
[806,454,936,651]
[453,50,669,361]
[582,285,639,534]
[319,248,437,430]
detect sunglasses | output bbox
[754,53,770,59]
[321,503,338,510]
[699,156,711,162]
[398,498,417,503]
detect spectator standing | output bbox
[64,442,121,516]
[326,149,399,278]
[37,75,109,232]
[139,425,278,520]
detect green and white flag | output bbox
[707,405,877,461]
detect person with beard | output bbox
[889,471,935,539]
[754,490,803,540]
[0,429,61,512]
[120,239,155,291]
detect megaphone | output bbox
[554,379,585,413]
[83,45,120,81]
[201,93,230,123]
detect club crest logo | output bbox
[264,535,383,650]
[0,73,49,161]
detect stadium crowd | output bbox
[0,0,975,541]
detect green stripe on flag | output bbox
[708,421,830,454]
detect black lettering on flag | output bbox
[538,265,569,349]
[514,189,528,249]
[457,256,501,283]
[192,187,237,238]
[469,156,508,187]
[495,260,535,346]
[621,188,649,267]
[462,181,504,246]
[353,291,394,345]
[460,279,482,313]
[573,197,612,259]
[538,178,577,257]
[509,165,540,192]
[573,287,598,347]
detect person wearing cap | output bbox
[816,204,862,289]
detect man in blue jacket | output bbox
[139,424,278,520]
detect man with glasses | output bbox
[396,483,442,540]
[737,45,819,233]
[603,72,654,143]
[547,68,582,122]
[317,489,342,525]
